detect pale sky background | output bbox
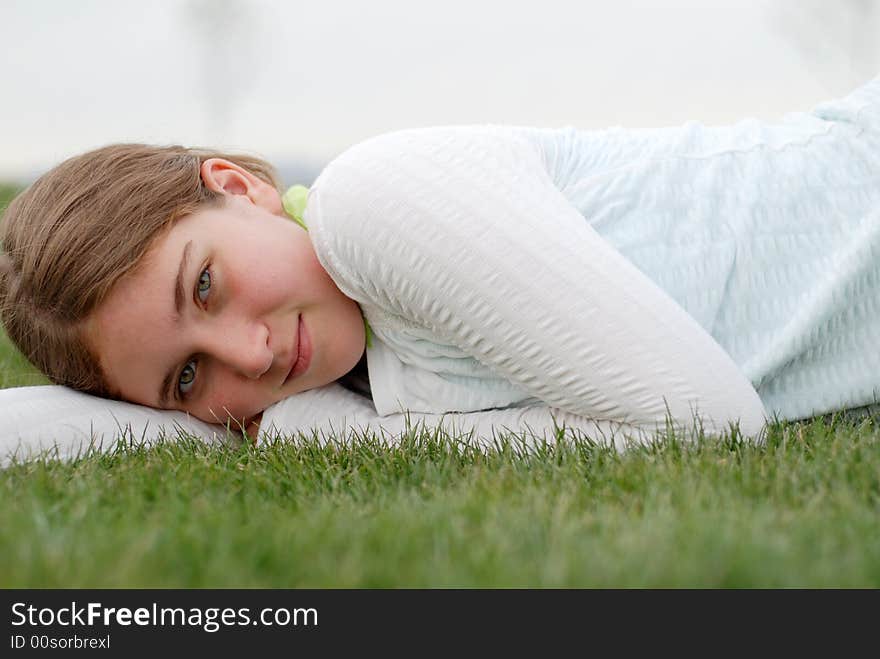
[1,0,878,183]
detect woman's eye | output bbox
[197,267,211,304]
[178,359,197,397]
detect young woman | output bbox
[2,75,877,445]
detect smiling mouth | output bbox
[283,315,311,385]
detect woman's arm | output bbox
[305,126,767,436]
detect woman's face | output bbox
[85,189,366,428]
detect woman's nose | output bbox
[206,320,273,379]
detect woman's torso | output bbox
[334,76,880,422]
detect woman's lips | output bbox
[285,315,312,383]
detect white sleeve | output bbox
[305,126,767,436]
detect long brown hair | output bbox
[0,144,280,397]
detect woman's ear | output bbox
[200,158,251,195]
[200,158,282,214]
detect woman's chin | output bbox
[244,413,262,442]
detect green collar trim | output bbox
[363,319,374,350]
[281,184,310,231]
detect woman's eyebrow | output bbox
[158,239,194,407]
[174,240,194,319]
[159,369,174,409]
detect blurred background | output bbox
[0,0,878,386]
[1,0,879,187]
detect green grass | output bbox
[1,418,879,587]
[1,184,50,387]
[0,326,49,387]
[2,181,879,587]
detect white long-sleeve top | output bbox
[304,125,768,437]
[303,75,880,430]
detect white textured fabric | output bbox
[258,383,664,453]
[305,126,769,436]
[0,385,224,466]
[528,76,880,421]
[304,75,880,427]
[0,383,675,466]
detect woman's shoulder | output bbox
[320,125,536,172]
[301,124,550,311]
[309,124,548,213]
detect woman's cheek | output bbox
[302,246,340,291]
[200,390,252,426]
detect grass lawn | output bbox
[2,184,879,587]
[1,185,49,388]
